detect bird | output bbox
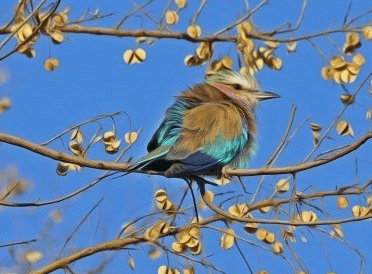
[131,69,279,180]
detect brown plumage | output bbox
[132,70,279,177]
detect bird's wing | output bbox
[165,102,250,173]
[147,99,190,152]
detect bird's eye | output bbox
[234,84,242,90]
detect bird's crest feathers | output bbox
[205,70,258,90]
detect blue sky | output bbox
[1,0,372,273]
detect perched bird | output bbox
[132,70,279,179]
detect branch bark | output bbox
[1,131,371,177]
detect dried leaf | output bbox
[172,241,185,253]
[343,33,361,54]
[301,211,317,223]
[220,228,235,250]
[136,36,146,44]
[56,162,81,175]
[103,131,116,144]
[125,131,138,144]
[337,196,349,209]
[282,228,296,242]
[332,224,344,237]
[272,241,283,254]
[154,189,168,202]
[25,250,43,263]
[128,257,135,270]
[271,57,282,70]
[286,42,297,53]
[362,26,372,39]
[50,210,62,222]
[123,48,146,64]
[196,42,213,60]
[352,205,369,217]
[228,203,248,217]
[199,190,214,209]
[330,56,347,69]
[214,175,230,185]
[244,222,258,234]
[70,128,83,144]
[184,266,195,274]
[256,228,268,241]
[149,248,161,259]
[258,205,271,213]
[190,241,202,255]
[44,58,59,71]
[144,219,169,241]
[340,69,350,83]
[188,226,200,238]
[184,54,204,66]
[185,237,199,248]
[187,25,201,39]
[0,97,11,113]
[321,66,335,80]
[165,10,179,25]
[69,140,84,155]
[336,120,354,137]
[178,230,191,244]
[276,179,290,193]
[175,0,187,9]
[265,232,276,244]
[50,30,64,44]
[266,40,279,49]
[353,54,365,66]
[340,94,354,105]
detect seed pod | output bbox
[187,25,201,39]
[336,120,354,137]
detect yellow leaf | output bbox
[175,0,187,9]
[220,228,235,250]
[128,257,135,270]
[272,241,283,254]
[25,250,43,263]
[276,179,290,193]
[353,54,365,66]
[187,25,201,39]
[123,48,146,64]
[336,121,354,137]
[362,26,372,39]
[165,10,179,25]
[184,266,195,274]
[149,248,161,259]
[172,241,185,253]
[265,232,276,243]
[44,58,59,71]
[244,222,258,234]
[286,42,297,53]
[337,196,349,209]
[256,228,268,241]
[125,131,138,144]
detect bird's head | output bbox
[205,70,279,107]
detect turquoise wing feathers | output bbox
[132,97,256,174]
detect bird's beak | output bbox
[254,90,280,101]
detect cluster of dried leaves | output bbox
[11,0,69,58]
[56,125,138,176]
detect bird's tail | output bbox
[129,145,172,171]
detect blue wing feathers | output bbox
[147,99,190,152]
[136,97,253,173]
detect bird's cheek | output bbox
[213,82,236,98]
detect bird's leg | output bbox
[192,175,219,187]
[183,177,200,223]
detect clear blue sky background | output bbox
[1,0,372,273]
